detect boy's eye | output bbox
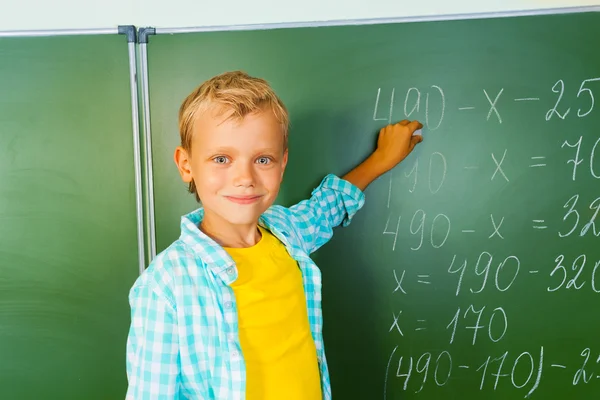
[256,157,271,165]
[213,156,229,164]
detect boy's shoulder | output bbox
[128,206,242,303]
[138,239,195,281]
[129,238,202,306]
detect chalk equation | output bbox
[384,346,600,398]
[372,79,600,398]
[382,152,600,251]
[373,78,600,127]
[389,252,600,296]
[388,303,509,345]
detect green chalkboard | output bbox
[146,11,600,399]
[0,35,138,399]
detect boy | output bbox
[125,71,423,399]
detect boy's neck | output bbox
[199,211,262,248]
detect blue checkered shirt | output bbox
[125,174,365,399]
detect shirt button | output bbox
[232,351,239,358]
[224,301,232,309]
[226,267,234,275]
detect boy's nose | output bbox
[233,162,255,187]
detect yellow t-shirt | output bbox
[224,226,322,400]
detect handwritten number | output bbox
[546,79,571,121]
[559,194,580,237]
[548,254,568,292]
[577,78,600,117]
[565,254,587,290]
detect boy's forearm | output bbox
[342,120,423,191]
[341,152,387,192]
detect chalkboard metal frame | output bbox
[0,28,118,37]
[154,5,600,33]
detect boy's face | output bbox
[175,107,288,228]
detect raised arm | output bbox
[285,119,423,254]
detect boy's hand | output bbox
[373,119,423,173]
[341,119,424,192]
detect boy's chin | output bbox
[205,199,275,226]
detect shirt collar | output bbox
[179,207,235,281]
[178,207,307,284]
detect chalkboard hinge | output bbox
[138,27,156,44]
[118,25,137,43]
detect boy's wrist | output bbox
[369,149,393,175]
[341,151,387,191]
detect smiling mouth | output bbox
[224,195,262,205]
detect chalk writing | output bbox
[562,135,600,180]
[448,252,521,296]
[548,254,600,293]
[559,194,600,238]
[446,305,508,345]
[383,210,451,251]
[373,77,598,399]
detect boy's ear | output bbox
[174,146,193,183]
[281,149,288,179]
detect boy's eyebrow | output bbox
[207,146,236,153]
[255,147,282,153]
[206,146,282,154]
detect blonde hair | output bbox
[178,70,289,200]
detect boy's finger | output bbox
[408,120,423,131]
[396,120,410,126]
[409,135,423,150]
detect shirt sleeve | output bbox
[287,173,365,254]
[126,282,180,400]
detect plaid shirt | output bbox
[125,174,365,400]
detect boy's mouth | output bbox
[224,195,263,205]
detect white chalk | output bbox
[413,129,423,136]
